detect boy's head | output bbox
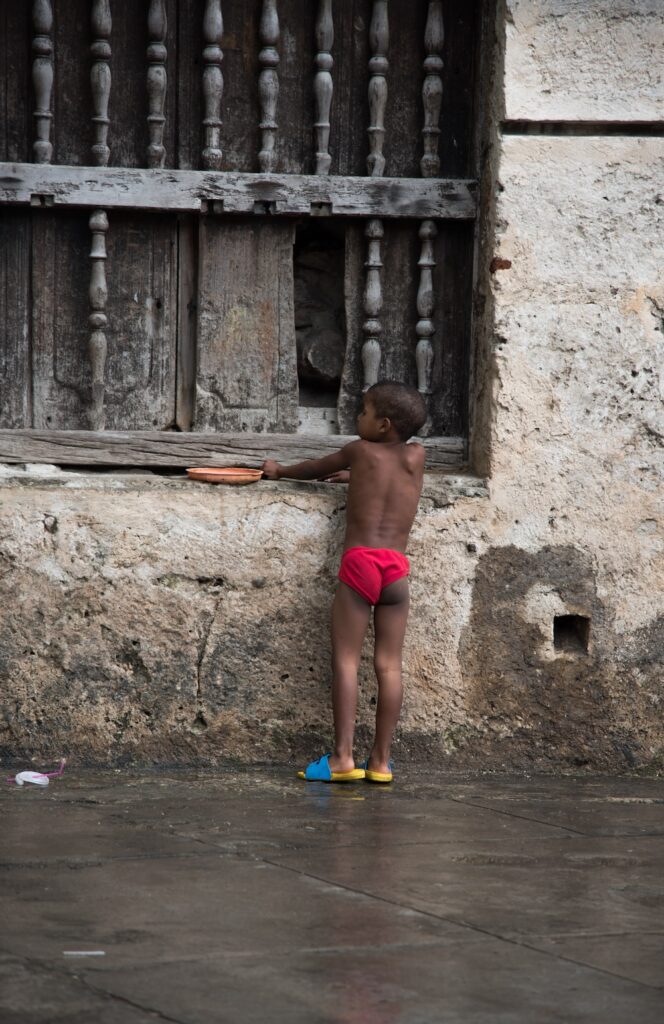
[365,381,427,440]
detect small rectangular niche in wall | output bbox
[554,615,591,654]
[294,222,346,435]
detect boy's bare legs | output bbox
[329,581,372,773]
[369,578,410,774]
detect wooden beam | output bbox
[0,429,466,468]
[0,163,477,219]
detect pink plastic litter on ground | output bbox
[7,758,67,787]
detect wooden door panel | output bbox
[195,219,298,432]
[0,211,31,428]
[31,211,177,430]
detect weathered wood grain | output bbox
[201,0,224,170]
[101,212,178,430]
[29,211,178,431]
[421,1,444,178]
[32,0,54,164]
[313,0,334,174]
[1,5,31,163]
[176,216,197,430]
[0,163,477,218]
[31,211,88,430]
[432,220,474,437]
[195,220,298,432]
[147,0,168,169]
[88,208,109,430]
[361,218,383,389]
[337,222,365,433]
[415,219,436,409]
[367,0,388,177]
[0,429,465,467]
[258,0,280,172]
[0,211,31,428]
[90,0,112,167]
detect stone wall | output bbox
[1,0,662,771]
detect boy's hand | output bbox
[262,459,281,480]
[320,470,350,484]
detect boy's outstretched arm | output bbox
[262,442,356,481]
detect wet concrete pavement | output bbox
[1,767,663,1023]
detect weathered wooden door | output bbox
[0,0,482,466]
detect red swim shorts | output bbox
[338,546,410,606]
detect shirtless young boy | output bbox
[262,381,426,784]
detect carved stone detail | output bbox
[415,219,437,405]
[88,210,109,431]
[362,219,384,390]
[421,0,444,177]
[367,0,388,177]
[202,0,223,170]
[32,0,54,164]
[258,0,280,172]
[147,0,167,168]
[313,0,333,175]
[90,0,112,167]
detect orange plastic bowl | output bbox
[186,467,263,485]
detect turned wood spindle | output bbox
[88,210,109,431]
[90,0,111,167]
[367,0,388,177]
[32,0,54,164]
[258,0,280,172]
[415,220,437,412]
[421,0,444,178]
[202,0,223,170]
[90,2,111,429]
[313,0,333,175]
[147,0,167,169]
[362,219,384,390]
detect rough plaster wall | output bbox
[1,0,663,772]
[463,0,664,769]
[504,0,664,121]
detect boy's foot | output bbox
[297,754,365,783]
[361,758,394,784]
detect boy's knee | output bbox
[374,656,400,677]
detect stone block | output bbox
[503,0,664,122]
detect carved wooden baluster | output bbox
[32,0,54,163]
[90,1,111,429]
[88,210,109,431]
[421,0,444,177]
[362,219,384,390]
[313,0,333,174]
[258,0,279,172]
[202,0,223,170]
[91,0,111,167]
[147,0,167,168]
[367,0,388,177]
[415,220,437,421]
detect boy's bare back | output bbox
[342,439,424,553]
[262,385,426,554]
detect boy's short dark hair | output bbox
[366,381,427,440]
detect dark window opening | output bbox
[294,222,345,435]
[554,615,591,654]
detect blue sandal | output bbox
[297,754,366,783]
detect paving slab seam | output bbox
[0,950,193,1024]
[262,859,664,993]
[501,935,664,993]
[441,795,591,835]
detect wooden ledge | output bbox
[0,163,477,220]
[0,430,466,469]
